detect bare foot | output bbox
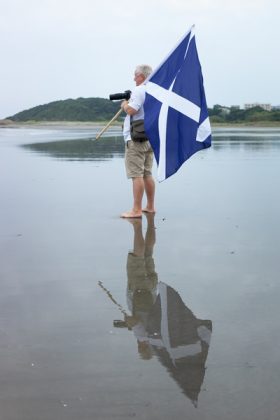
[142,208,156,214]
[121,211,142,218]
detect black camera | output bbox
[109,90,131,101]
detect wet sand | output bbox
[1,126,280,419]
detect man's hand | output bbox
[121,100,137,116]
[121,100,128,111]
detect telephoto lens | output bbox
[109,90,131,101]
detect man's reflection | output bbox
[117,214,212,406]
[124,214,158,360]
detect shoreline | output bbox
[0,119,122,129]
[1,119,280,129]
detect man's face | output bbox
[134,72,145,86]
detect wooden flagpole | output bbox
[95,108,123,140]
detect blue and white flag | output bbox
[144,25,211,181]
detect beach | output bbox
[1,125,280,420]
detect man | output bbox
[120,65,155,219]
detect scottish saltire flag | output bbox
[144,25,211,181]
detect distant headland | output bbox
[1,98,280,126]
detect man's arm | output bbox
[121,100,137,116]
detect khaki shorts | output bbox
[126,253,158,292]
[125,140,154,178]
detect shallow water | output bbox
[1,126,280,420]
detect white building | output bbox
[244,103,272,111]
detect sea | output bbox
[0,125,280,420]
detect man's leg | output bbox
[121,176,144,218]
[143,176,155,213]
[122,142,150,218]
[132,177,144,213]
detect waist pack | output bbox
[130,119,148,142]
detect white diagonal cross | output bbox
[146,81,210,181]
[146,82,201,123]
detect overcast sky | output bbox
[1,0,279,119]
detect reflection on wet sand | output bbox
[117,214,212,406]
[22,136,125,160]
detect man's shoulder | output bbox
[130,85,146,102]
[132,84,146,95]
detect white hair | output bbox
[135,64,153,79]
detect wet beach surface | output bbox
[1,126,280,419]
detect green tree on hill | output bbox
[7,99,280,124]
[8,97,121,122]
